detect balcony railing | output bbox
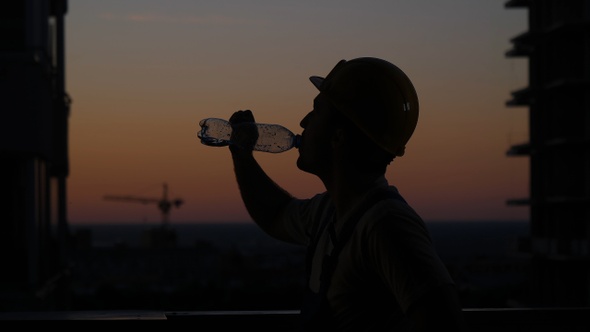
[0,307,589,331]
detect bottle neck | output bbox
[293,134,302,149]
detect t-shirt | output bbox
[276,176,455,331]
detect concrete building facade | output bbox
[505,0,590,306]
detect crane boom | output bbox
[103,196,160,204]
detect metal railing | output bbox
[1,307,589,331]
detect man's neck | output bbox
[325,172,386,220]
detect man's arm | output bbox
[229,110,294,240]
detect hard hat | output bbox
[309,57,419,157]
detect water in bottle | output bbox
[197,118,301,153]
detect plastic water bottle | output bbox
[197,118,301,153]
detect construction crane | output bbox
[103,182,183,228]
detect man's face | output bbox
[296,94,338,177]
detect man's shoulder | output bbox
[359,193,427,235]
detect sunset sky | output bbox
[65,1,530,225]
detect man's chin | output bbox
[296,158,310,174]
[297,162,321,179]
[295,158,305,171]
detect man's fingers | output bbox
[229,110,255,124]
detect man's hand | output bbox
[229,110,259,153]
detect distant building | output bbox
[505,0,590,306]
[0,0,71,310]
[141,226,178,249]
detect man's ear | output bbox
[331,127,347,150]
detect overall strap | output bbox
[308,189,406,292]
[305,205,334,279]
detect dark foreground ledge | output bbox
[0,308,588,331]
